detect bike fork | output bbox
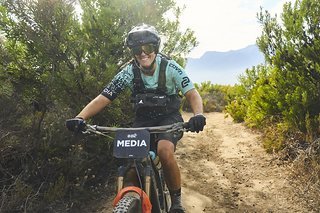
[117,165,129,193]
[116,164,152,195]
[144,165,151,197]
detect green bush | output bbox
[225,99,246,122]
[182,81,236,113]
[0,0,198,211]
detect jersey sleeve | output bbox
[101,65,134,101]
[168,60,195,94]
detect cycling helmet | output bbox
[126,24,161,52]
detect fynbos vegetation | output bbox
[1,0,320,211]
[225,0,320,210]
[0,0,197,211]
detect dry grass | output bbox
[289,138,320,212]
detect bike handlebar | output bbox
[83,122,190,135]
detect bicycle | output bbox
[81,121,190,213]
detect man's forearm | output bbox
[185,89,204,115]
[77,95,111,120]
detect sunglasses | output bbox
[131,44,156,55]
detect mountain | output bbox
[185,44,265,85]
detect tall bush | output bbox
[0,0,197,211]
[226,0,320,147]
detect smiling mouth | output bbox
[138,55,150,61]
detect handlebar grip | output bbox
[66,118,86,132]
[183,122,190,130]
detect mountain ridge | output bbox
[185,44,265,85]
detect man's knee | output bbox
[157,140,175,161]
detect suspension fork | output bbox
[144,165,151,197]
[145,163,164,211]
[117,161,151,193]
[117,165,129,193]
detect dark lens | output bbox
[131,46,142,55]
[142,44,155,54]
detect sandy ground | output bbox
[95,112,308,212]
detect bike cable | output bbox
[134,159,144,212]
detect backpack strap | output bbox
[157,57,168,94]
[132,62,145,94]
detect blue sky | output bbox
[175,0,295,58]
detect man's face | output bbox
[132,44,157,68]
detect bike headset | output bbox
[126,24,161,74]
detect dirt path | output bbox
[96,112,307,212]
[178,112,306,212]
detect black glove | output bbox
[188,114,206,133]
[66,117,86,132]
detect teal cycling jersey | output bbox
[101,54,194,100]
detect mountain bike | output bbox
[81,121,190,213]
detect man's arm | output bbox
[76,94,111,120]
[184,88,203,115]
[184,88,206,132]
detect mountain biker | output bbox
[66,24,206,213]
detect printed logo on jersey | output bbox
[103,88,113,96]
[169,63,183,75]
[181,77,190,88]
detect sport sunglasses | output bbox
[131,44,156,55]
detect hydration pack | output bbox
[131,56,181,118]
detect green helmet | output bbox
[126,24,160,51]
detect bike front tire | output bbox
[113,195,141,213]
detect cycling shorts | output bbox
[133,112,184,151]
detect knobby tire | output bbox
[113,195,142,213]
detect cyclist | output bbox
[66,24,206,213]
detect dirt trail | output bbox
[96,112,307,212]
[178,112,306,212]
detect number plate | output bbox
[113,129,150,158]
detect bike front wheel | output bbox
[113,194,141,213]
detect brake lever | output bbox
[82,125,97,134]
[83,125,114,139]
[168,122,189,133]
